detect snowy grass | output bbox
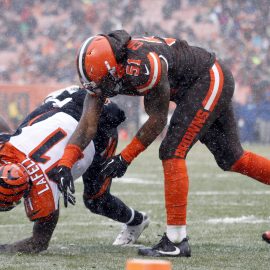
[1,142,270,269]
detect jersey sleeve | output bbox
[127,52,162,95]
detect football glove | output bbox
[54,165,75,207]
[100,154,129,178]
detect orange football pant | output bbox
[163,158,189,225]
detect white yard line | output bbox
[2,216,269,228]
[190,190,270,195]
[207,215,270,224]
[76,177,162,185]
[114,190,270,196]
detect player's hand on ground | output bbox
[54,165,75,207]
[100,154,129,178]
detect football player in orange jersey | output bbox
[53,30,270,257]
[0,85,149,253]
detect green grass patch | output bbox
[1,142,270,269]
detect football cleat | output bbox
[113,213,150,245]
[262,231,270,243]
[138,233,191,257]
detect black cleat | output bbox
[138,233,191,257]
[262,231,270,243]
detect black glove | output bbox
[100,154,129,178]
[54,165,75,207]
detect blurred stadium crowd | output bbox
[0,0,270,142]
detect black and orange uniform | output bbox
[0,86,142,225]
[107,32,239,164]
[103,30,270,225]
[82,97,138,223]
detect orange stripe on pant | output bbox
[163,158,189,225]
[174,61,224,159]
[231,151,270,185]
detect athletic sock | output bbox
[127,209,143,226]
[167,225,187,243]
[162,158,189,225]
[231,151,270,185]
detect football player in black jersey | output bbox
[0,85,149,253]
[54,30,270,257]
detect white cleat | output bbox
[113,213,150,245]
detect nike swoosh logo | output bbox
[102,160,114,172]
[106,160,114,167]
[144,64,150,75]
[158,246,181,256]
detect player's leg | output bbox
[139,100,200,256]
[201,99,270,245]
[82,160,144,224]
[139,60,233,257]
[200,102,244,171]
[83,164,150,245]
[202,102,270,184]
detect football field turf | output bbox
[1,142,270,270]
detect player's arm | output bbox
[136,64,170,146]
[59,93,105,169]
[121,59,170,157]
[53,94,105,207]
[101,60,170,178]
[66,93,105,150]
[0,210,59,253]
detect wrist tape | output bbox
[121,137,146,163]
[58,144,84,169]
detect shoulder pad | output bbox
[44,85,81,103]
[125,52,162,94]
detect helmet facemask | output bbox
[77,35,123,98]
[98,62,123,98]
[80,63,123,98]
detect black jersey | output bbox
[2,85,125,155]
[106,31,216,99]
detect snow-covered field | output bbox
[1,142,270,270]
